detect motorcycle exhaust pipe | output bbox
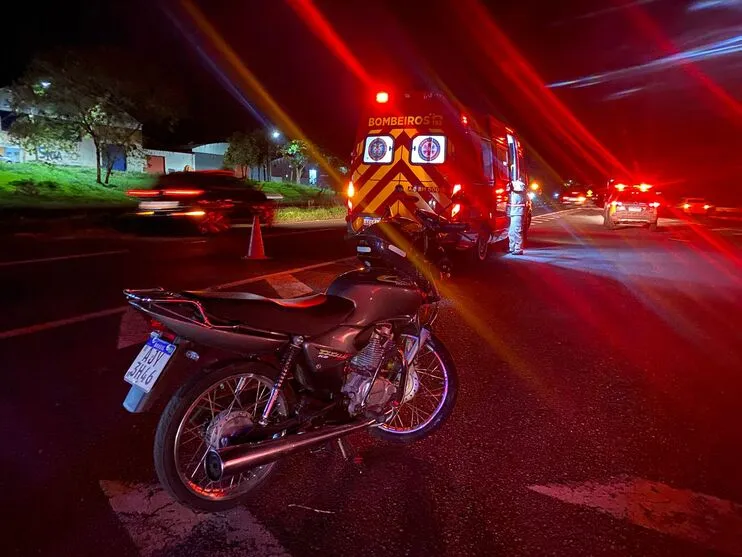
[205,418,377,482]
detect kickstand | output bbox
[337,437,364,467]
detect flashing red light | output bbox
[163,188,204,197]
[451,203,461,218]
[452,184,462,196]
[650,202,661,208]
[347,198,353,211]
[461,114,469,125]
[495,188,505,194]
[375,91,389,103]
[614,184,627,191]
[127,189,160,197]
[347,181,355,198]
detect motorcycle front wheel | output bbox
[153,362,286,512]
[372,333,458,444]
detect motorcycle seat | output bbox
[182,290,355,337]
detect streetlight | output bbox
[271,130,281,139]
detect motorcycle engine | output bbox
[342,324,397,416]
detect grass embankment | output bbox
[274,205,346,223]
[0,162,152,207]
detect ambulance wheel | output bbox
[474,231,490,262]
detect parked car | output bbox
[603,188,661,230]
[559,188,590,207]
[127,171,276,234]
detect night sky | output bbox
[2,0,741,194]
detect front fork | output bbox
[396,327,431,406]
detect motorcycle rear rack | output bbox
[124,288,226,329]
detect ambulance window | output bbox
[410,135,446,164]
[481,139,494,183]
[495,145,508,181]
[363,135,394,164]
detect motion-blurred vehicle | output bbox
[559,188,590,207]
[120,209,458,511]
[127,171,276,234]
[603,185,661,230]
[679,197,714,215]
[346,89,532,263]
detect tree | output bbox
[250,129,281,181]
[8,115,77,161]
[9,48,180,184]
[280,139,310,183]
[224,131,260,178]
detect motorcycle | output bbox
[120,210,460,511]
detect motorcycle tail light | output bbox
[151,319,176,342]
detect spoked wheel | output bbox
[154,363,286,511]
[197,211,231,235]
[372,334,458,444]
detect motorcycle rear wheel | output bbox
[372,334,458,444]
[153,362,286,511]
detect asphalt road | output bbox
[2,208,742,557]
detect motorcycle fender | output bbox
[122,345,268,414]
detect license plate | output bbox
[363,216,381,227]
[124,337,176,392]
[628,207,642,212]
[139,201,179,210]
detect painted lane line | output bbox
[0,257,358,341]
[210,257,356,291]
[0,249,129,268]
[529,477,742,556]
[100,480,290,557]
[265,273,314,298]
[0,307,128,341]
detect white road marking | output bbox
[265,274,314,298]
[99,480,289,557]
[0,249,128,268]
[210,257,356,291]
[529,477,742,556]
[0,257,357,341]
[0,307,128,341]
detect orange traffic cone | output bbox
[243,214,268,260]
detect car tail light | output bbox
[162,188,204,197]
[452,184,462,196]
[683,203,691,209]
[577,196,586,202]
[650,202,660,208]
[703,204,711,210]
[127,189,160,197]
[151,319,176,342]
[451,203,461,218]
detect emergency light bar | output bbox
[375,91,389,104]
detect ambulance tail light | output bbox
[347,181,355,198]
[375,91,389,104]
[347,199,353,211]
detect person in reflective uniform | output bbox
[508,179,527,255]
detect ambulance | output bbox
[345,90,532,261]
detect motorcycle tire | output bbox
[153,361,285,512]
[372,334,458,444]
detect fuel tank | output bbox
[327,268,423,327]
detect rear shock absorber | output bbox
[259,336,303,426]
